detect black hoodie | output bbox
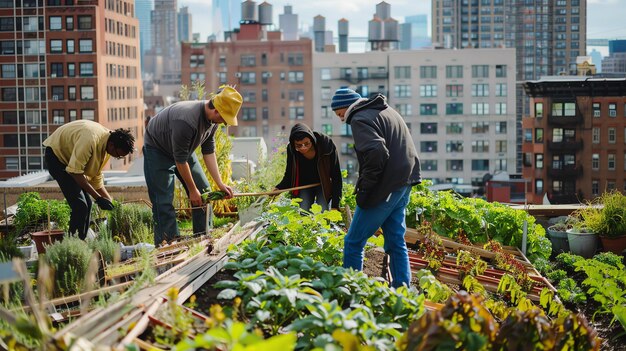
[345,94,421,208]
[276,123,343,207]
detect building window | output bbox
[607,180,616,191]
[81,109,94,120]
[66,16,74,30]
[446,103,463,115]
[395,104,411,116]
[1,64,15,78]
[535,128,543,143]
[495,103,506,115]
[591,180,599,196]
[471,103,489,115]
[552,102,576,116]
[535,154,544,169]
[495,83,507,97]
[495,64,507,77]
[420,141,438,153]
[420,65,437,79]
[608,127,616,143]
[320,68,331,80]
[471,159,489,171]
[0,18,14,31]
[67,63,75,77]
[535,103,543,118]
[51,86,63,100]
[79,39,93,53]
[49,16,62,30]
[592,154,599,170]
[495,159,507,171]
[243,91,257,103]
[66,39,75,53]
[471,140,489,153]
[446,141,463,153]
[495,121,506,134]
[446,123,463,134]
[2,88,16,101]
[472,84,489,97]
[68,86,76,100]
[78,15,92,30]
[287,53,304,66]
[242,107,257,121]
[608,154,616,171]
[240,72,256,84]
[289,107,304,120]
[472,65,489,78]
[50,40,62,53]
[592,102,601,117]
[609,103,617,117]
[535,179,544,195]
[321,87,331,100]
[445,65,463,78]
[80,86,94,100]
[52,109,64,124]
[394,85,411,98]
[495,140,507,153]
[240,54,256,67]
[472,122,489,134]
[446,84,463,97]
[422,160,437,171]
[420,104,437,115]
[420,84,437,97]
[287,71,304,83]
[322,124,332,136]
[446,160,463,171]
[79,62,94,76]
[394,66,411,79]
[420,123,437,134]
[592,127,600,144]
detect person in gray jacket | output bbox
[331,88,421,288]
[143,86,242,245]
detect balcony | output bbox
[547,139,583,151]
[548,164,582,178]
[547,114,583,126]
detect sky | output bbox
[180,0,626,45]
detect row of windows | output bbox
[106,106,138,122]
[233,107,305,121]
[370,102,508,116]
[524,152,626,173]
[418,121,508,135]
[226,71,304,85]
[321,64,508,80]
[392,83,508,98]
[106,85,139,100]
[104,18,136,38]
[211,52,305,68]
[1,86,94,101]
[0,109,92,126]
[419,140,508,154]
[524,127,626,145]
[0,15,91,32]
[104,0,135,18]
[420,159,508,172]
[105,41,137,59]
[105,63,138,79]
[534,102,626,118]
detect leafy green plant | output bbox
[106,203,153,245]
[13,192,70,236]
[88,225,118,264]
[580,190,626,238]
[44,236,94,297]
[415,269,454,303]
[557,278,587,304]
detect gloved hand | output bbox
[95,197,115,210]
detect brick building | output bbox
[522,76,626,204]
[0,0,144,179]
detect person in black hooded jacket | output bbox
[275,123,342,211]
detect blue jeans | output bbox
[343,185,412,288]
[298,186,328,211]
[143,145,210,245]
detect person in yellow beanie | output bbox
[143,85,242,244]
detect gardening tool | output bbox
[232,183,321,197]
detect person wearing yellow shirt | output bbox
[43,120,135,239]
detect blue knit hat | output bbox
[331,88,361,111]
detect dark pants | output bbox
[298,186,329,211]
[45,147,92,239]
[143,145,210,245]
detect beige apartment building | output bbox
[313,48,516,191]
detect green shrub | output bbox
[88,226,118,264]
[107,203,153,245]
[44,236,93,297]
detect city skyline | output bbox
[179,0,626,42]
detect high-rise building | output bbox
[522,77,626,203]
[143,0,180,96]
[314,49,517,187]
[181,2,313,151]
[212,0,241,42]
[177,6,192,43]
[401,14,430,50]
[135,0,153,71]
[602,40,626,74]
[0,0,144,178]
[279,5,298,41]
[432,0,587,172]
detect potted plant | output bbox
[567,207,599,258]
[17,236,36,260]
[546,216,572,256]
[583,191,626,255]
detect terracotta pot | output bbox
[31,230,65,254]
[599,235,626,255]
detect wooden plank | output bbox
[509,204,583,217]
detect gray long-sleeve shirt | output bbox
[144,100,218,163]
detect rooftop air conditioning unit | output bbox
[234,72,242,78]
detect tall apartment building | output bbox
[177,5,192,43]
[602,40,626,74]
[0,0,144,179]
[314,49,517,189]
[181,19,313,151]
[432,0,587,171]
[135,0,152,71]
[143,0,179,95]
[522,77,626,204]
